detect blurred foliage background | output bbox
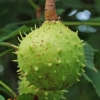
[0,0,100,100]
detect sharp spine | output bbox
[18,36,21,42]
[77,73,81,77]
[17,43,20,45]
[76,30,78,34]
[79,53,83,56]
[30,27,33,32]
[76,78,80,82]
[24,32,27,36]
[38,75,42,78]
[45,97,48,100]
[12,60,18,62]
[23,73,27,76]
[18,72,22,75]
[17,69,21,72]
[35,24,37,29]
[11,45,19,50]
[81,40,83,42]
[12,52,17,54]
[82,69,85,72]
[83,43,86,46]
[61,96,66,99]
[19,31,23,39]
[44,92,48,96]
[81,64,85,67]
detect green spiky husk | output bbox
[17,21,85,90]
[17,77,67,100]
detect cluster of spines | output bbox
[17,76,68,100]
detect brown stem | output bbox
[45,0,60,21]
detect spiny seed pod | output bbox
[15,20,85,90]
[17,77,67,100]
[14,0,85,91]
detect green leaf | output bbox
[56,9,64,15]
[0,49,12,57]
[0,95,5,100]
[83,68,100,97]
[0,25,30,42]
[89,17,100,22]
[84,42,97,72]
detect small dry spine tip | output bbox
[76,78,80,82]
[17,69,21,72]
[30,27,33,32]
[12,60,18,62]
[12,52,17,54]
[23,73,27,76]
[35,24,37,29]
[11,45,19,50]
[19,31,23,39]
[18,72,23,75]
[17,36,21,42]
[24,32,27,36]
[77,73,81,77]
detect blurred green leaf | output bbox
[0,25,30,42]
[0,95,5,100]
[56,9,64,15]
[0,49,12,57]
[89,17,100,22]
[84,42,97,72]
[83,68,100,97]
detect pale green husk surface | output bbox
[17,21,85,90]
